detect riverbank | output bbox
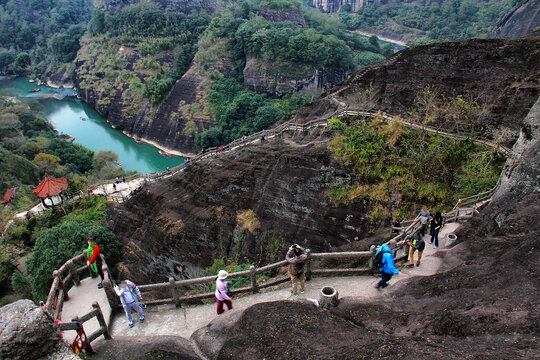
[125,134,195,158]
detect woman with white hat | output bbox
[215,270,233,315]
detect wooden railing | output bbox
[45,253,117,320]
[131,218,426,308]
[56,301,111,353]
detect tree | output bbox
[14,52,31,74]
[25,221,120,301]
[92,150,118,172]
[33,153,63,177]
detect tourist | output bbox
[285,244,310,296]
[112,183,116,191]
[391,218,401,235]
[215,270,233,315]
[242,134,247,142]
[374,240,403,289]
[115,176,119,184]
[404,228,425,267]
[122,176,126,183]
[114,280,145,328]
[414,205,431,237]
[86,235,104,289]
[431,211,443,249]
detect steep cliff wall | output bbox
[107,35,540,284]
[74,38,234,155]
[293,36,540,143]
[490,0,540,39]
[107,130,374,283]
[243,56,350,97]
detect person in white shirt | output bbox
[114,280,145,328]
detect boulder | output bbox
[0,299,62,360]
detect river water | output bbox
[0,77,183,173]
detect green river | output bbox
[0,77,184,173]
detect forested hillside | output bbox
[71,0,395,154]
[0,0,92,77]
[337,0,518,44]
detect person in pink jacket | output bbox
[215,270,233,315]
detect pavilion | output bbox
[32,175,69,209]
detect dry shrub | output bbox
[237,209,260,233]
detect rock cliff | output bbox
[0,300,63,360]
[107,34,540,285]
[292,35,540,144]
[189,96,540,360]
[108,130,373,283]
[490,0,540,39]
[243,56,350,97]
[74,39,231,155]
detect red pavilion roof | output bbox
[1,188,16,204]
[32,175,69,199]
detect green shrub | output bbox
[26,221,121,301]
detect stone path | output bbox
[59,223,459,349]
[60,275,112,346]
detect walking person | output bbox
[431,211,443,249]
[286,244,310,296]
[215,270,233,315]
[86,235,104,289]
[414,205,431,237]
[404,228,425,267]
[374,240,403,289]
[114,280,145,328]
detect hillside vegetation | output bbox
[338,0,517,44]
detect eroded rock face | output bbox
[107,132,373,284]
[260,8,306,27]
[490,0,540,39]
[189,97,540,360]
[0,299,61,360]
[243,56,350,97]
[294,36,540,145]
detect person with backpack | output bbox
[374,240,403,289]
[86,235,104,289]
[404,228,425,267]
[114,280,145,328]
[215,270,233,315]
[431,211,443,249]
[286,244,310,296]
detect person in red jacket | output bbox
[86,235,105,289]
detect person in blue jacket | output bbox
[114,280,145,328]
[375,240,403,289]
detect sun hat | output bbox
[218,270,229,280]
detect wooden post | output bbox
[102,278,120,311]
[72,316,93,353]
[169,277,181,308]
[67,260,80,286]
[305,249,312,281]
[250,265,258,293]
[55,270,69,301]
[369,245,376,268]
[92,302,111,340]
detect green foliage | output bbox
[26,221,120,301]
[206,258,272,290]
[0,248,15,295]
[196,75,311,148]
[11,270,32,299]
[0,0,93,75]
[340,0,513,42]
[328,109,504,220]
